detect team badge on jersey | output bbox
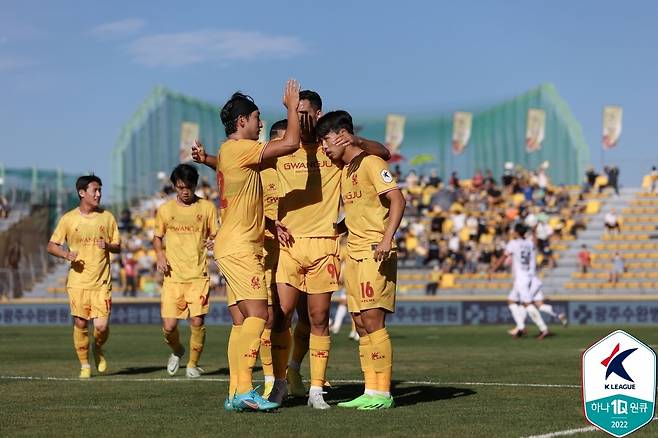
[380,169,393,183]
[582,330,656,437]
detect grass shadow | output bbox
[321,382,476,407]
[110,366,166,376]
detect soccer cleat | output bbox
[268,379,289,405]
[167,348,185,376]
[508,328,527,338]
[262,380,274,399]
[223,397,234,412]
[92,345,107,373]
[558,313,569,327]
[337,393,374,409]
[536,331,553,340]
[186,366,204,378]
[307,391,331,410]
[348,331,360,342]
[357,394,395,410]
[233,389,280,412]
[287,368,307,397]
[79,366,91,379]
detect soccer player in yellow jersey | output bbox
[197,120,288,396]
[269,90,392,409]
[195,80,301,412]
[153,164,218,379]
[318,110,405,410]
[47,175,121,379]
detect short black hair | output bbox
[299,90,322,111]
[220,92,259,136]
[316,110,354,138]
[269,119,287,139]
[170,164,199,188]
[514,222,528,237]
[76,175,102,198]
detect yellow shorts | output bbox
[216,252,268,306]
[160,279,210,319]
[67,287,112,320]
[276,237,340,294]
[263,238,279,306]
[344,254,397,313]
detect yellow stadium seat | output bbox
[585,200,601,214]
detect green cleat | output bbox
[357,395,395,410]
[337,393,373,409]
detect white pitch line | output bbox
[524,417,657,438]
[522,425,597,438]
[0,375,579,388]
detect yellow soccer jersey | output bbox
[261,157,279,239]
[215,138,266,257]
[276,144,340,238]
[341,153,399,258]
[50,208,120,289]
[154,198,218,282]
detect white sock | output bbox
[364,388,378,396]
[539,304,557,318]
[371,390,390,397]
[288,360,300,371]
[508,303,526,330]
[332,304,348,332]
[264,375,275,384]
[526,304,548,332]
[309,385,323,394]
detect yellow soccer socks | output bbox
[187,325,206,368]
[73,326,90,367]
[92,326,109,373]
[237,317,266,394]
[369,328,392,395]
[228,324,242,397]
[359,335,378,395]
[259,328,274,379]
[309,334,331,389]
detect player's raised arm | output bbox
[332,131,392,161]
[261,80,301,160]
[375,189,405,261]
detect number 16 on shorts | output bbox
[582,330,656,437]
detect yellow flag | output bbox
[525,109,545,153]
[452,111,472,155]
[602,106,622,149]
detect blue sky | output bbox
[2,0,657,197]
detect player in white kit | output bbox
[491,223,554,340]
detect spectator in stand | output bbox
[600,165,620,196]
[449,171,460,189]
[428,169,441,187]
[578,244,592,274]
[604,208,621,235]
[405,170,419,188]
[502,162,515,188]
[425,239,440,265]
[392,165,402,181]
[6,237,22,298]
[123,253,138,297]
[535,213,556,268]
[425,265,441,296]
[650,166,658,193]
[584,166,598,193]
[609,252,625,284]
[484,169,496,186]
[0,194,9,219]
[472,169,484,191]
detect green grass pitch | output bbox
[1,325,656,437]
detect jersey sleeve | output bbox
[206,203,219,237]
[239,140,267,168]
[363,156,398,194]
[154,206,166,238]
[50,215,69,245]
[108,214,120,245]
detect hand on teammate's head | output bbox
[191,139,206,163]
[283,79,300,110]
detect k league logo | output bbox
[582,330,656,437]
